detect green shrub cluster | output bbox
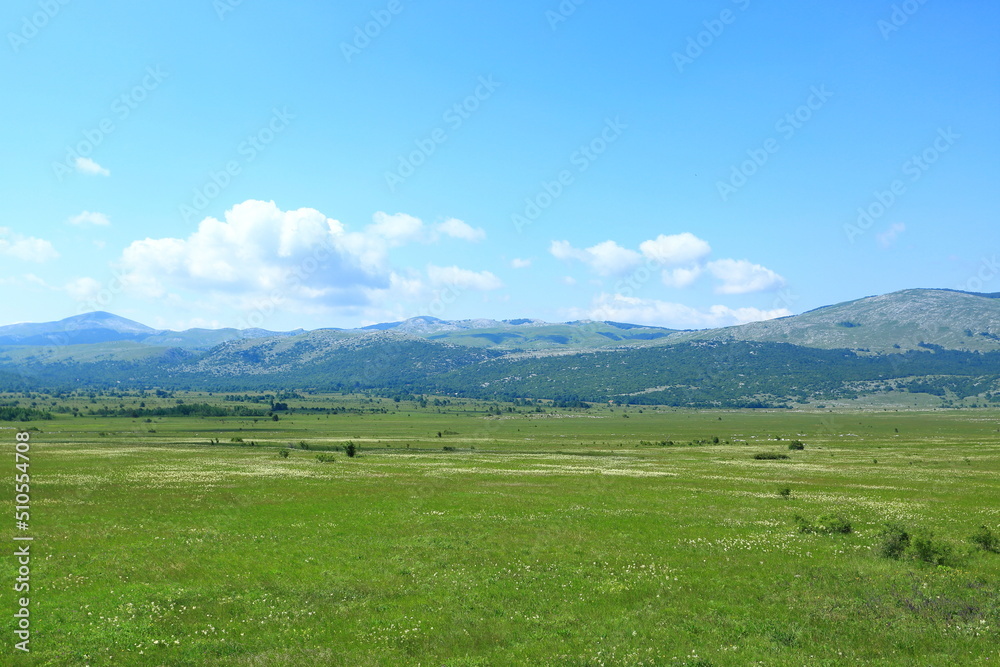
[795,514,852,534]
[873,523,994,566]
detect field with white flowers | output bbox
[4,393,1000,665]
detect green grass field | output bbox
[3,393,1000,665]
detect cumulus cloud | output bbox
[65,277,102,301]
[661,265,702,289]
[876,222,906,248]
[548,231,789,296]
[583,293,792,329]
[111,201,498,322]
[638,233,711,266]
[427,265,503,291]
[117,201,392,309]
[0,228,59,262]
[436,218,486,242]
[510,258,532,269]
[74,157,110,176]
[706,258,785,294]
[368,211,424,244]
[550,239,642,276]
[68,211,111,226]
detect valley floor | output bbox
[3,394,999,665]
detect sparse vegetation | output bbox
[970,525,1000,553]
[2,391,998,664]
[794,513,852,534]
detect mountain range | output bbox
[2,288,999,408]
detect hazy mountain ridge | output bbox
[2,289,998,356]
[669,289,1000,353]
[2,289,1000,408]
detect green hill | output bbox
[671,289,1000,352]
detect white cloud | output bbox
[368,211,424,245]
[68,211,111,226]
[0,228,59,262]
[117,200,391,308]
[876,222,906,248]
[112,201,505,324]
[510,258,532,269]
[0,273,51,289]
[427,265,503,291]
[436,218,486,242]
[74,157,110,176]
[561,275,577,286]
[639,233,711,266]
[65,277,103,301]
[706,258,785,294]
[550,239,641,276]
[583,293,792,329]
[661,265,702,288]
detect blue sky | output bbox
[1,0,997,331]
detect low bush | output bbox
[795,513,852,534]
[877,524,961,566]
[911,531,956,566]
[877,523,910,559]
[970,525,1000,553]
[788,440,805,450]
[817,514,852,534]
[754,452,789,460]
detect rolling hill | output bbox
[2,289,1000,407]
[672,289,1000,353]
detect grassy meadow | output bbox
[3,392,1000,665]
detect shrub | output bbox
[278,449,290,459]
[877,523,911,559]
[778,486,792,498]
[754,452,789,460]
[442,446,456,451]
[788,440,805,450]
[911,531,956,566]
[795,513,852,534]
[315,453,335,463]
[344,441,357,457]
[794,514,815,533]
[970,525,1000,553]
[817,514,852,534]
